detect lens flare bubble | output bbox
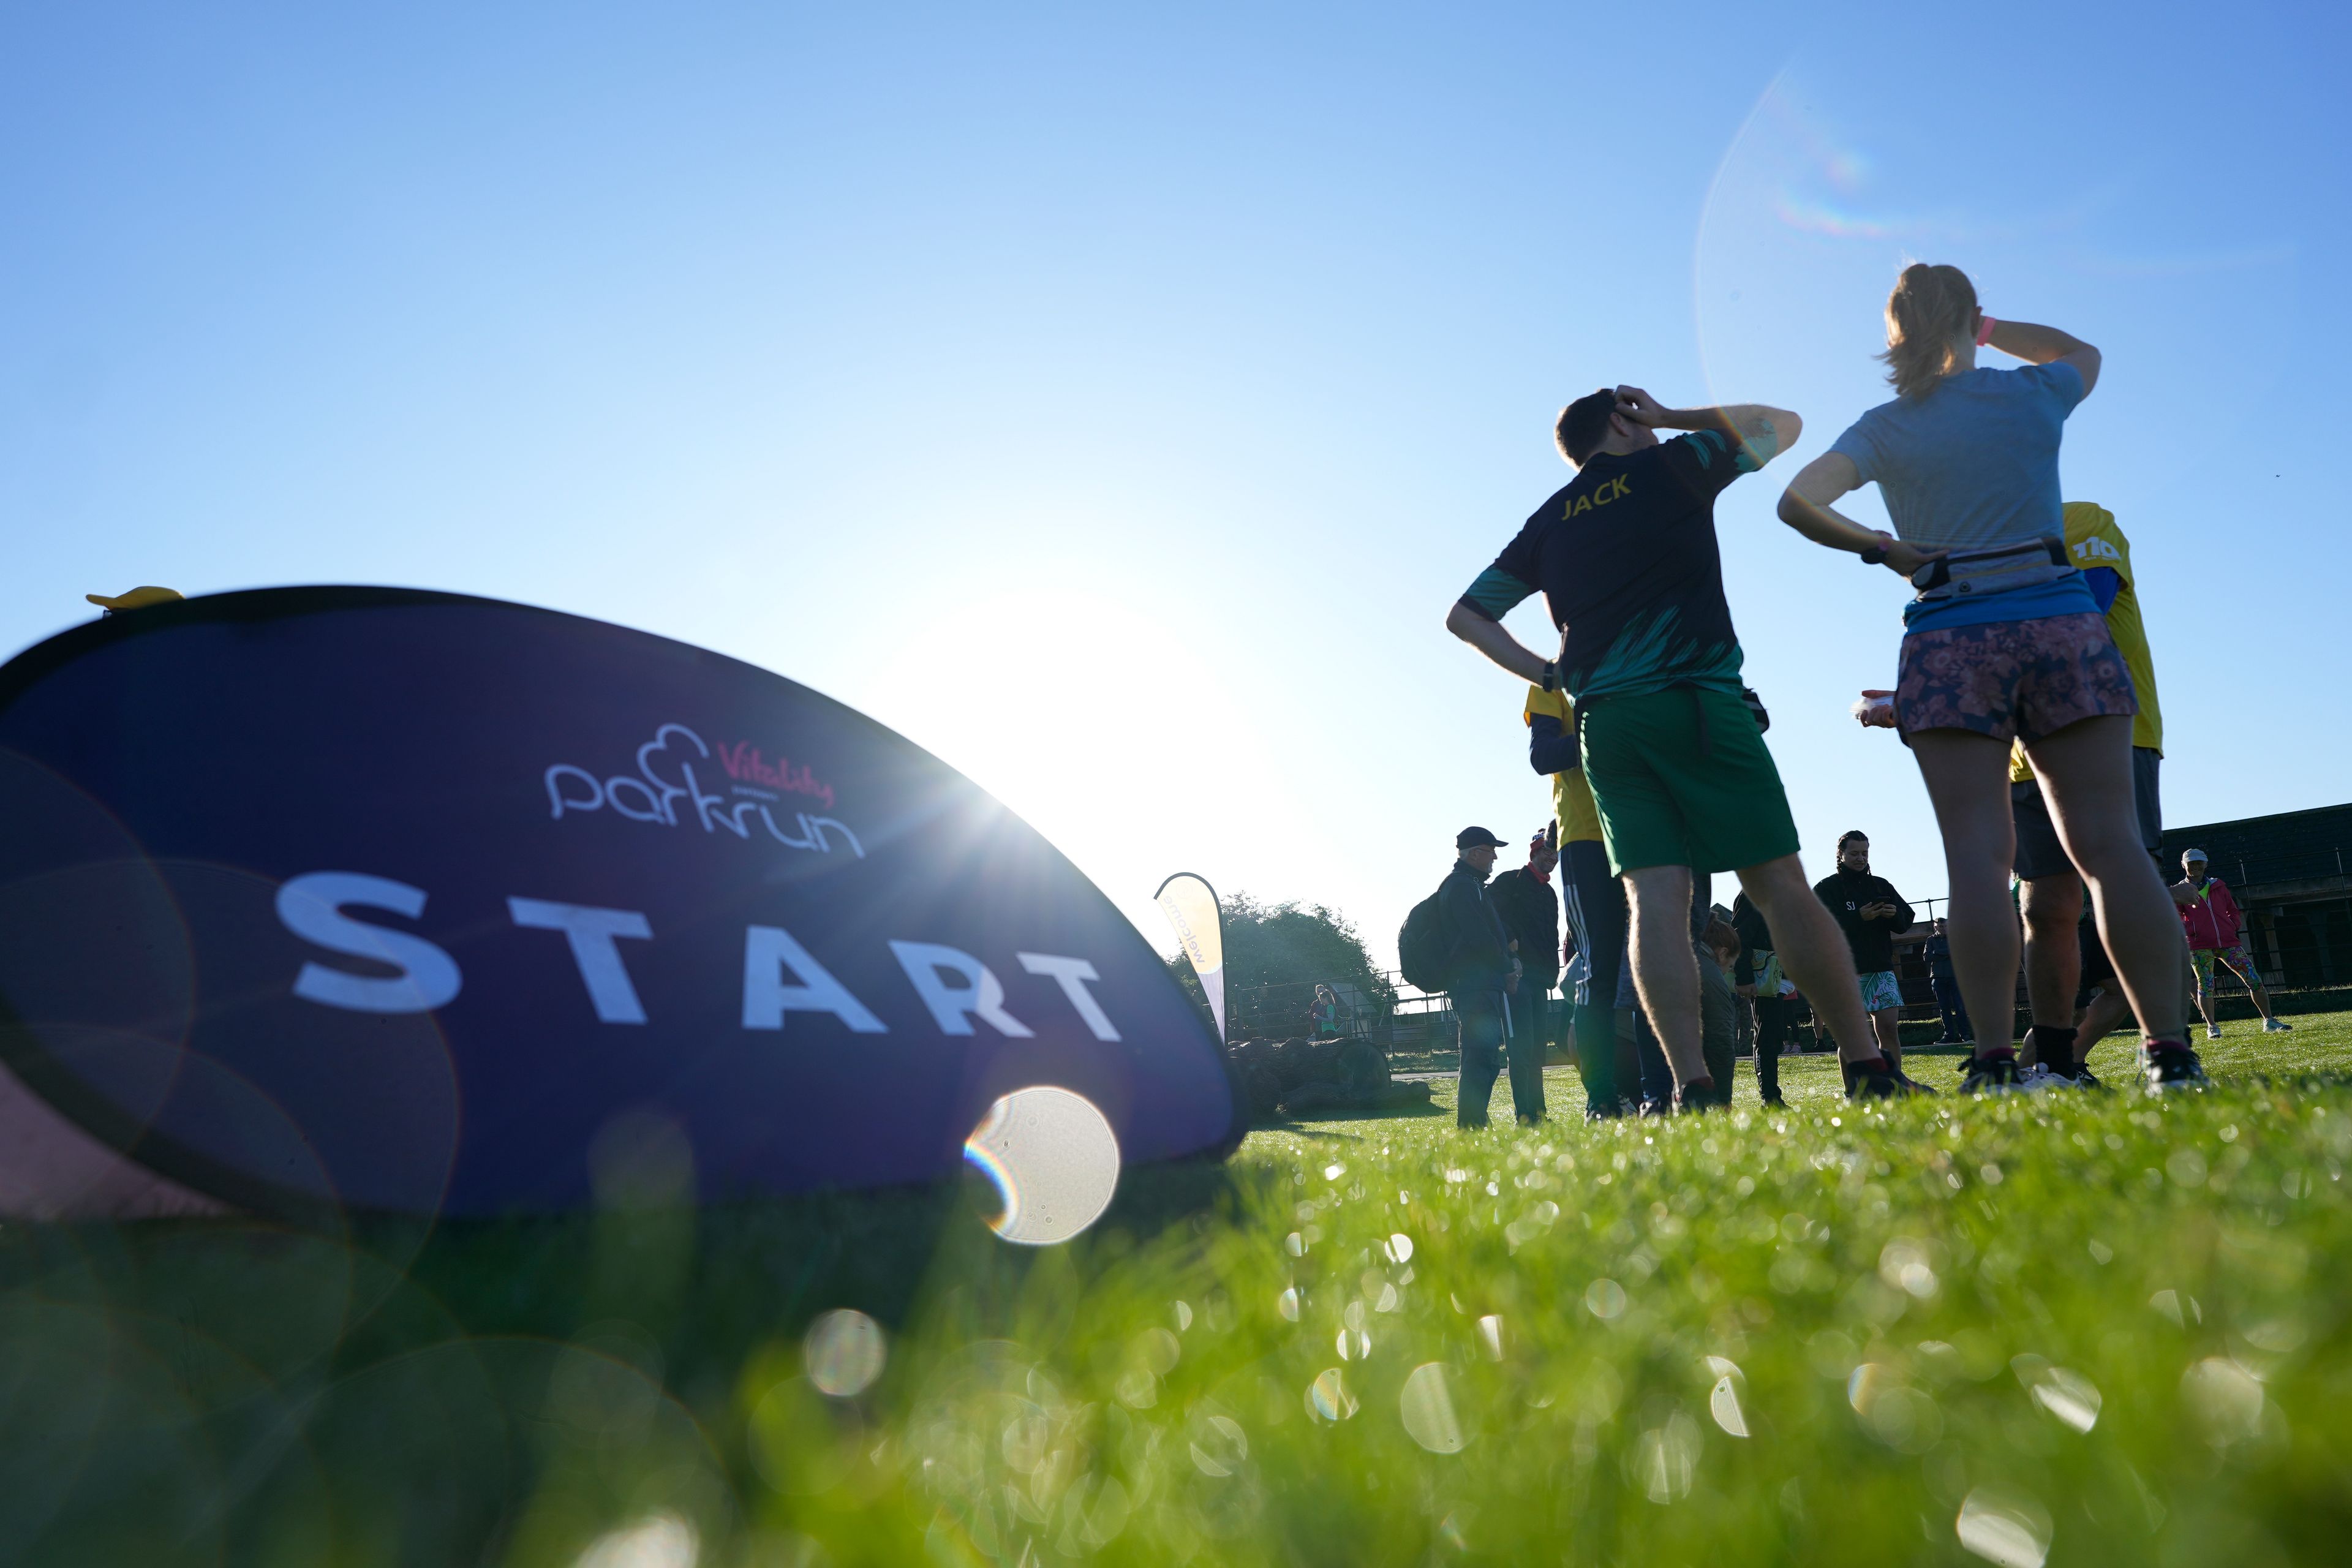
[803,1308,886,1398]
[1954,1488,2051,1568]
[571,1512,699,1568]
[962,1085,1120,1246]
[1400,1362,1465,1453]
[1308,1368,1358,1422]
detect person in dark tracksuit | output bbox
[1732,889,1792,1104]
[1487,825,1560,1124]
[1439,826,1521,1128]
[1924,918,1972,1044]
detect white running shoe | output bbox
[2264,1017,2294,1033]
[2206,1025,2223,1040]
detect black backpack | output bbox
[1397,884,1450,993]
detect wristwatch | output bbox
[1859,544,1888,565]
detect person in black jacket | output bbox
[1487,825,1561,1123]
[1730,890,1793,1105]
[1813,831,1918,1079]
[1439,826,1522,1127]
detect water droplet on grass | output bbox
[1955,1487,2051,1568]
[1308,1368,1358,1421]
[1709,1376,1748,1437]
[571,1513,699,1568]
[803,1310,885,1398]
[1400,1363,1465,1453]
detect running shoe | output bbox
[2206,1024,2223,1040]
[1847,1065,1907,1101]
[1672,1079,1729,1114]
[2027,1063,2096,1091]
[2264,1018,2294,1033]
[1961,1054,2027,1095]
[2142,1045,2211,1093]
[2072,1065,2106,1091]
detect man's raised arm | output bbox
[1611,385,1801,469]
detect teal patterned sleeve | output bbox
[1457,565,1536,621]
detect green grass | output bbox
[7,1019,2352,1565]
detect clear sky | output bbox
[6,1,2347,970]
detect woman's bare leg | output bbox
[1907,731,2021,1054]
[2023,716,2188,1044]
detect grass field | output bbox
[7,1019,2352,1566]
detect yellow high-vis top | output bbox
[2011,502,2163,783]
[1523,685,1605,843]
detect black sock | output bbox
[2027,1025,2079,1073]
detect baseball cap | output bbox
[1455,826,1507,850]
[2183,847,2208,862]
[86,587,184,612]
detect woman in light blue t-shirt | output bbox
[1774,263,2198,1092]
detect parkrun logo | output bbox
[543,722,862,857]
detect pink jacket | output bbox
[2179,878,2243,952]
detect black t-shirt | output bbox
[1458,429,1759,702]
[1813,869,1914,974]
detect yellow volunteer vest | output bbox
[2011,502,2164,783]
[1524,686,1605,843]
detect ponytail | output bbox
[1877,263,1979,400]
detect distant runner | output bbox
[1813,831,1924,1087]
[1450,383,1899,1106]
[2175,850,2292,1038]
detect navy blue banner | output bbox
[0,589,1237,1218]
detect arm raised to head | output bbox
[1611,386,1801,468]
[1983,318,2100,397]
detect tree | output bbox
[1166,892,1397,1039]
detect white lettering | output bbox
[890,941,1033,1038]
[545,765,604,820]
[1017,952,1121,1040]
[278,872,463,1014]
[742,925,888,1033]
[507,899,654,1023]
[804,816,866,858]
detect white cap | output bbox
[2183,847,2208,862]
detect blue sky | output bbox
[5,1,2346,968]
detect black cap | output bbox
[1456,826,1507,850]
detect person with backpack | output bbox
[1447,384,1901,1107]
[1400,826,1523,1126]
[1487,824,1561,1123]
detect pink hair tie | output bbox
[1975,314,1998,347]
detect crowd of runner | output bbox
[1436,262,2275,1120]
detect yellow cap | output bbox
[86,587,185,612]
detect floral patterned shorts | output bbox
[1894,612,2136,743]
[2190,946,2259,995]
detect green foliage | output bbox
[7,1019,2352,1564]
[1167,891,1400,1025]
